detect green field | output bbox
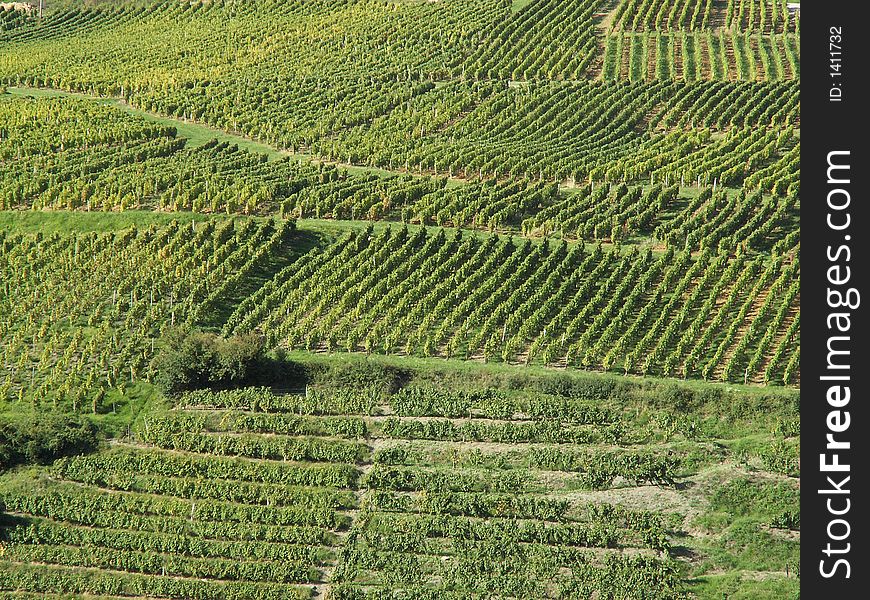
[1,356,799,599]
[0,0,799,598]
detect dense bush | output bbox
[150,327,264,395]
[305,360,406,394]
[0,414,100,472]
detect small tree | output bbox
[151,327,264,395]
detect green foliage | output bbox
[0,0,802,594]
[390,386,498,418]
[0,414,99,471]
[137,412,369,464]
[0,562,312,600]
[222,225,798,384]
[54,445,360,489]
[362,465,530,494]
[150,327,264,395]
[380,416,617,445]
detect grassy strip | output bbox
[287,348,799,400]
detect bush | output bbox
[0,414,100,472]
[151,327,264,395]
[305,360,405,393]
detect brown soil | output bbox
[671,34,684,81]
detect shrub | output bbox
[151,327,264,395]
[0,414,100,472]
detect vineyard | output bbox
[1,0,799,597]
[0,0,800,187]
[0,379,800,598]
[2,86,798,216]
[2,214,798,412]
[608,0,799,33]
[0,218,299,411]
[225,224,799,384]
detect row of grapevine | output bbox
[610,0,799,33]
[225,225,799,384]
[0,5,34,33]
[0,218,296,411]
[601,31,799,81]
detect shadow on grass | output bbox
[201,228,330,328]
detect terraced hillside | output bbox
[0,0,799,598]
[1,376,800,598]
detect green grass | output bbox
[688,572,800,600]
[0,381,159,437]
[282,348,798,400]
[511,0,535,13]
